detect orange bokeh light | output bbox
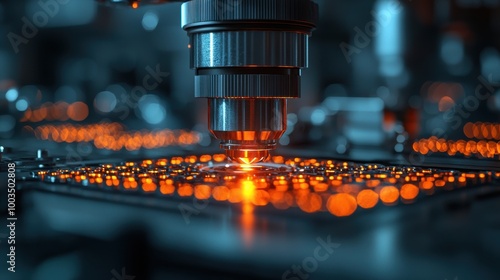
[400,184,419,200]
[327,193,357,217]
[379,186,399,204]
[194,184,211,200]
[297,193,322,213]
[67,102,89,121]
[356,189,379,209]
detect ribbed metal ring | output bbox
[181,0,318,27]
[195,74,300,98]
[191,30,308,68]
[209,99,286,131]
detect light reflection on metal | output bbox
[35,156,499,218]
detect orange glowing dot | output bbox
[326,193,357,217]
[297,193,322,213]
[67,102,88,121]
[213,154,226,162]
[313,183,328,192]
[420,181,434,190]
[194,185,211,200]
[252,190,270,206]
[269,190,293,209]
[463,122,474,139]
[241,180,256,201]
[131,1,139,8]
[272,156,285,164]
[229,188,243,203]
[400,184,419,200]
[379,186,399,204]
[212,186,230,201]
[178,184,193,197]
[435,180,446,187]
[356,189,379,209]
[242,203,254,214]
[160,184,175,195]
[142,182,157,192]
[366,179,381,187]
[200,155,212,162]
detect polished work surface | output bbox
[1,155,497,279]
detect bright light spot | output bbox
[143,103,165,124]
[241,180,256,201]
[138,95,167,124]
[311,108,326,125]
[94,91,117,113]
[15,99,28,111]
[375,0,402,57]
[142,11,159,31]
[5,88,18,102]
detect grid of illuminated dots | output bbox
[413,122,500,158]
[36,155,498,217]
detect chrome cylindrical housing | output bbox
[182,0,318,163]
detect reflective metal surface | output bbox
[192,31,308,68]
[209,99,286,163]
[182,0,318,163]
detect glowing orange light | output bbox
[67,102,89,121]
[213,154,226,162]
[178,184,193,197]
[269,190,293,209]
[400,184,419,200]
[229,188,243,203]
[435,180,446,187]
[297,193,322,213]
[160,183,175,195]
[379,186,399,204]
[194,184,211,200]
[356,189,379,209]
[241,180,256,201]
[252,190,270,206]
[132,1,139,9]
[212,186,230,201]
[326,193,357,217]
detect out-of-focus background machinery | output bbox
[0,0,500,279]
